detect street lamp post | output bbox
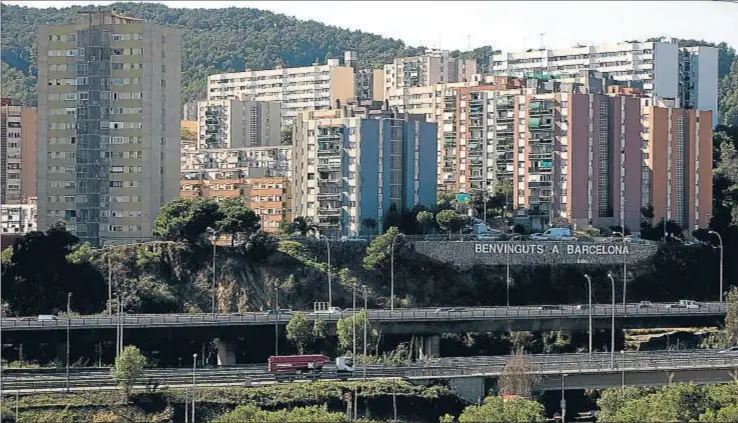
[612,231,627,308]
[560,374,567,423]
[363,285,368,381]
[206,227,221,317]
[584,274,593,356]
[107,247,113,315]
[620,350,625,388]
[506,235,521,306]
[320,235,332,307]
[607,272,616,369]
[390,232,405,312]
[66,292,72,393]
[708,230,724,302]
[191,353,197,422]
[274,283,279,356]
[353,283,357,360]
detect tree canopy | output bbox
[0,2,422,105]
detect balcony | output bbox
[317,159,342,171]
[317,147,341,157]
[528,150,553,160]
[528,117,553,130]
[527,101,554,116]
[317,207,341,216]
[317,178,341,186]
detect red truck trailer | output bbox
[267,355,329,375]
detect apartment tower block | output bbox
[36,10,182,246]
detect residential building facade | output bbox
[197,97,281,149]
[1,200,38,235]
[207,57,355,127]
[36,10,182,246]
[487,39,719,126]
[292,107,438,237]
[380,49,477,100]
[1,98,37,204]
[182,100,197,121]
[642,106,712,231]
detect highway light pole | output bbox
[390,232,405,312]
[612,231,627,308]
[353,282,357,360]
[206,227,221,317]
[560,373,567,423]
[507,235,521,306]
[274,283,279,356]
[191,353,197,422]
[320,235,332,308]
[607,272,616,369]
[107,247,113,315]
[708,230,724,302]
[66,292,72,393]
[584,274,593,356]
[363,285,368,381]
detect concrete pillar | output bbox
[214,338,236,366]
[449,376,487,404]
[55,342,67,365]
[416,335,441,360]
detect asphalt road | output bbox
[2,349,736,392]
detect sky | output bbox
[3,0,737,52]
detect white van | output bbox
[37,315,58,321]
[530,228,576,241]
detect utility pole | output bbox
[191,353,197,422]
[207,227,221,318]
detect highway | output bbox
[2,350,737,393]
[0,302,726,333]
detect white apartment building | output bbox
[198,96,281,149]
[488,39,718,126]
[207,58,355,127]
[181,145,291,182]
[380,49,477,100]
[1,201,38,235]
[36,10,182,247]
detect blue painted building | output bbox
[293,107,437,237]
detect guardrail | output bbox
[3,353,737,392]
[0,303,726,330]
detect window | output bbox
[110,166,124,173]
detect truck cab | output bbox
[335,356,355,373]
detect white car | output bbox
[313,307,342,315]
[718,346,738,355]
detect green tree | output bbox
[601,383,710,423]
[596,386,651,422]
[336,310,379,355]
[277,219,293,235]
[363,226,402,270]
[110,345,147,402]
[382,203,402,232]
[703,287,738,348]
[286,311,314,354]
[361,217,378,236]
[457,395,546,423]
[313,318,328,339]
[217,198,261,246]
[292,216,316,236]
[416,210,435,234]
[153,197,222,243]
[215,404,347,423]
[280,125,293,146]
[436,210,465,234]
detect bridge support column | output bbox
[55,342,68,365]
[416,335,440,359]
[448,377,486,404]
[214,338,236,366]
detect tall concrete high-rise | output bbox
[292,106,438,237]
[36,9,182,246]
[197,96,281,149]
[1,98,37,204]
